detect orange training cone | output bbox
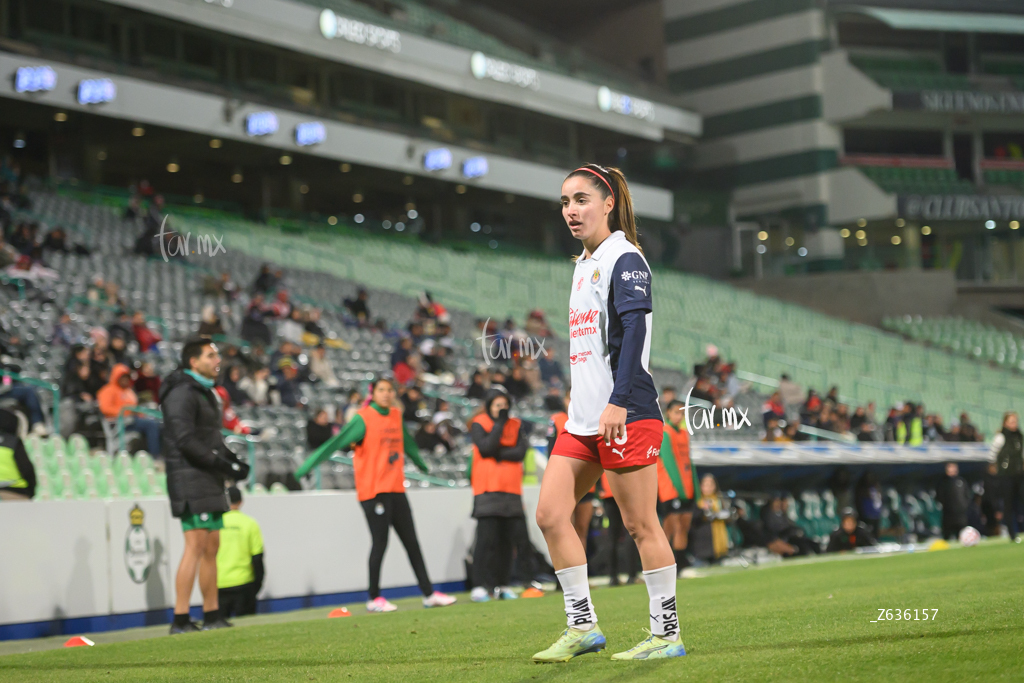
[328,608,351,618]
[63,636,95,647]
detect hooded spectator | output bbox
[98,364,161,455]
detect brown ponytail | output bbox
[565,164,642,253]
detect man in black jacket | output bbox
[936,462,970,540]
[163,338,249,634]
[0,408,34,500]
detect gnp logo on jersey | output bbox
[620,269,650,283]
[569,308,599,339]
[590,268,601,284]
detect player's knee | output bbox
[535,503,563,534]
[623,516,659,542]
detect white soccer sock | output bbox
[643,564,679,641]
[555,564,597,630]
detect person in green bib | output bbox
[0,409,34,501]
[217,487,265,617]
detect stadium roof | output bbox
[837,6,1024,33]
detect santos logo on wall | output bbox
[125,504,154,584]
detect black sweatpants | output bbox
[603,497,640,581]
[473,515,533,591]
[360,492,433,599]
[219,583,257,618]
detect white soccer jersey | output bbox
[565,231,661,435]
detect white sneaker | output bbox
[366,597,397,613]
[470,586,490,603]
[31,423,49,437]
[422,591,456,608]
[497,587,518,600]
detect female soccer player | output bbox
[532,164,686,662]
[295,378,456,612]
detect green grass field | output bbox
[1,544,1021,682]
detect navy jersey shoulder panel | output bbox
[611,252,652,315]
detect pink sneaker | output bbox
[366,597,398,613]
[422,591,457,608]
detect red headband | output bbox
[573,167,615,201]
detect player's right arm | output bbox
[295,415,366,478]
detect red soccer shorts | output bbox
[551,419,663,470]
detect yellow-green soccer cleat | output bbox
[532,626,607,663]
[611,630,687,660]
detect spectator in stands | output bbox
[278,309,305,346]
[216,487,264,618]
[240,294,272,347]
[0,379,46,434]
[391,336,413,369]
[239,367,270,406]
[251,264,277,295]
[824,386,840,408]
[270,358,302,408]
[98,364,161,455]
[760,494,819,557]
[801,389,822,423]
[269,290,292,320]
[63,359,102,402]
[959,412,983,442]
[898,403,924,446]
[0,408,34,501]
[220,365,247,407]
[198,305,225,337]
[103,282,128,314]
[660,386,677,409]
[415,419,453,455]
[203,272,238,300]
[825,508,876,552]
[466,370,488,400]
[777,374,802,410]
[343,287,370,326]
[132,312,162,354]
[855,472,884,539]
[307,408,336,450]
[502,365,532,402]
[303,309,327,341]
[134,361,161,404]
[401,387,428,424]
[393,350,420,387]
[309,345,340,388]
[690,474,731,563]
[762,392,785,428]
[924,413,949,442]
[8,222,36,254]
[108,335,129,365]
[0,232,19,268]
[991,411,1023,542]
[52,313,81,348]
[537,347,564,387]
[214,386,249,436]
[524,309,550,339]
[342,390,362,424]
[468,388,533,602]
[164,338,249,633]
[936,462,970,540]
[690,376,715,405]
[762,416,784,442]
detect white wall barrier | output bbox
[1,486,527,633]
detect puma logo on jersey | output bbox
[634,285,647,295]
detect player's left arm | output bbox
[404,428,430,473]
[607,253,653,409]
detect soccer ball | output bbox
[958,526,980,547]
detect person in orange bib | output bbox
[656,400,700,570]
[468,388,534,602]
[296,378,456,613]
[546,387,596,550]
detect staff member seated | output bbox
[217,486,265,617]
[826,508,877,552]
